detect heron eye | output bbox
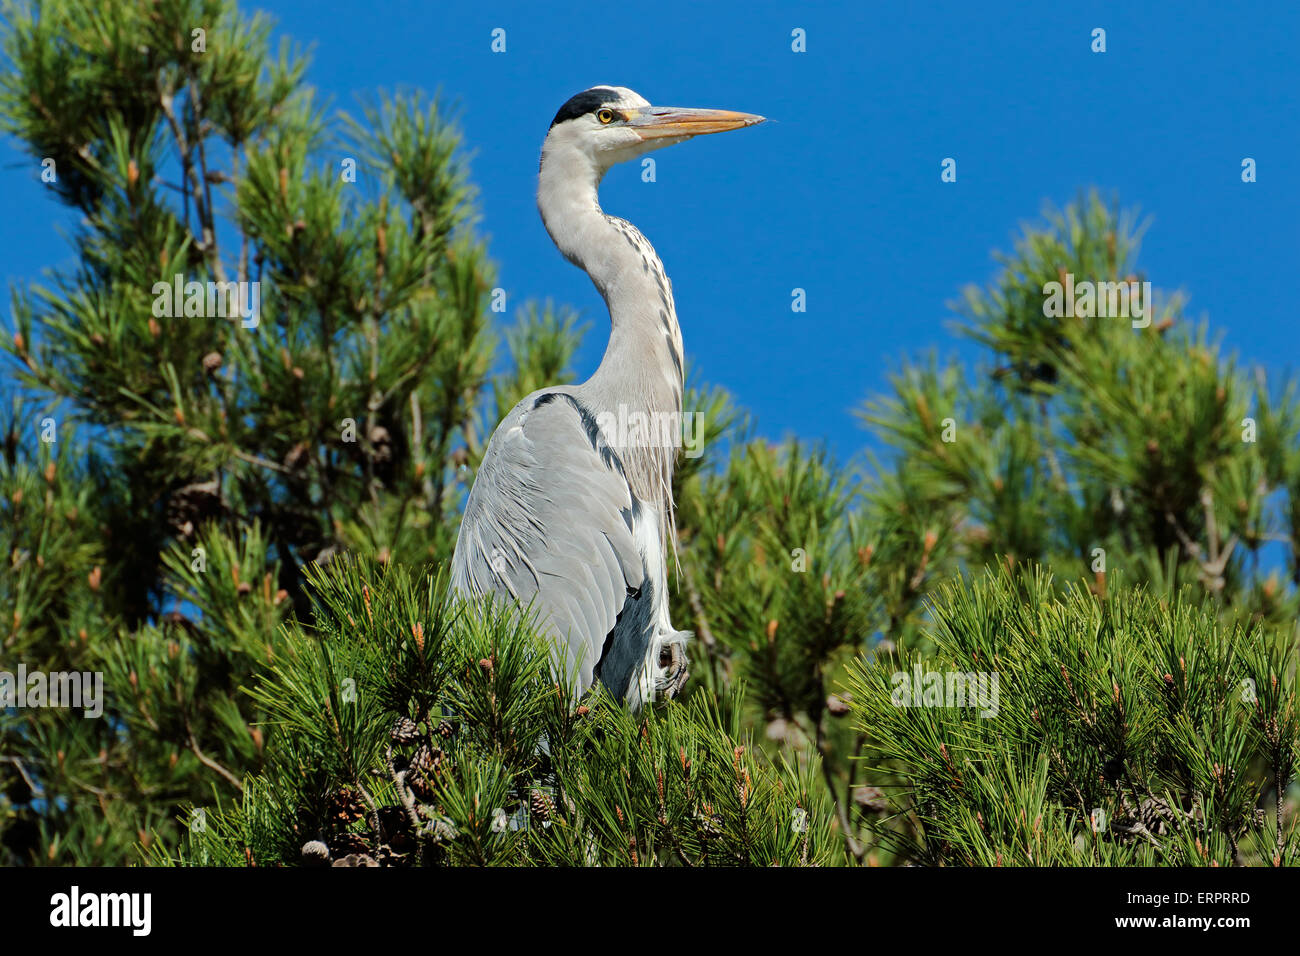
[596,108,615,124]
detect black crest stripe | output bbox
[549,87,620,129]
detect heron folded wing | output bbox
[450,390,646,693]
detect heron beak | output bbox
[625,106,766,141]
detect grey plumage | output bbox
[452,387,647,693]
[450,86,763,708]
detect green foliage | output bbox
[669,190,1298,866]
[676,439,874,719]
[860,191,1300,627]
[152,560,832,867]
[846,565,1299,866]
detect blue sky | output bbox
[3,0,1297,461]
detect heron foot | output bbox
[654,633,691,699]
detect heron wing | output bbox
[450,389,647,694]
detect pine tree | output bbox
[670,192,1299,865]
[2,1,1295,867]
[0,0,571,864]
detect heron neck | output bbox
[583,231,684,422]
[537,152,684,535]
[538,156,684,421]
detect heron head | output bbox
[541,86,765,174]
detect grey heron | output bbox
[450,86,764,709]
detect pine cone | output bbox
[435,720,454,740]
[375,843,407,866]
[201,351,223,375]
[410,744,443,775]
[406,750,442,804]
[331,853,378,867]
[300,839,330,866]
[327,786,366,826]
[165,479,224,538]
[408,775,435,804]
[390,716,419,746]
[377,806,411,846]
[329,832,369,857]
[530,789,554,823]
